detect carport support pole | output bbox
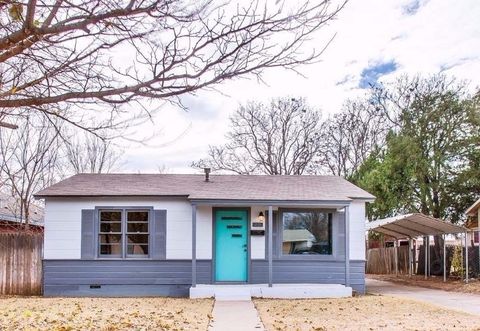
[428,236,431,277]
[191,204,197,288]
[443,234,446,282]
[424,236,428,279]
[408,238,412,277]
[461,233,464,277]
[268,205,273,288]
[394,240,398,276]
[465,232,469,284]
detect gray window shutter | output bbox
[265,210,279,258]
[151,210,167,259]
[81,209,95,259]
[272,210,279,258]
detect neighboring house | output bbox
[466,198,480,245]
[0,194,44,233]
[282,228,316,254]
[35,172,374,297]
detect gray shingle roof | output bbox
[0,193,44,226]
[34,174,375,201]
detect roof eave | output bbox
[189,198,353,207]
[465,198,480,215]
[34,194,190,199]
[350,196,375,202]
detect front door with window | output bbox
[215,210,248,282]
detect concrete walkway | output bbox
[209,301,265,331]
[367,278,480,316]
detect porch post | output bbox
[268,205,273,288]
[345,206,350,287]
[191,204,197,288]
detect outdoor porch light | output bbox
[258,211,265,222]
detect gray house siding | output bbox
[251,260,365,293]
[43,260,212,297]
[44,259,365,296]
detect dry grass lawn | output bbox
[0,297,213,331]
[254,295,480,331]
[368,274,480,294]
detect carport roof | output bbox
[365,213,467,239]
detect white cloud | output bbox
[120,0,480,173]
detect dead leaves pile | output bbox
[0,297,213,331]
[254,296,479,331]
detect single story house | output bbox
[35,172,374,298]
[466,198,480,245]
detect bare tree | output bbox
[62,131,122,174]
[156,164,170,174]
[0,112,18,129]
[1,0,346,132]
[0,115,62,227]
[192,97,323,174]
[318,99,387,178]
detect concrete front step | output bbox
[214,287,252,301]
[190,284,352,299]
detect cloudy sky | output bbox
[120,0,480,174]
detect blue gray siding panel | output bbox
[43,260,212,297]
[44,259,365,296]
[251,259,365,293]
[45,284,191,297]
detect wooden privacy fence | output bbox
[0,233,43,295]
[366,246,409,274]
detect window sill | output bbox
[277,254,338,261]
[95,257,152,261]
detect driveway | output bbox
[367,278,480,316]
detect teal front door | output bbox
[215,210,248,282]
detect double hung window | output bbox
[98,209,150,258]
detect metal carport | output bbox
[366,213,469,282]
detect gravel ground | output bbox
[254,295,480,331]
[0,297,213,331]
[368,274,480,294]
